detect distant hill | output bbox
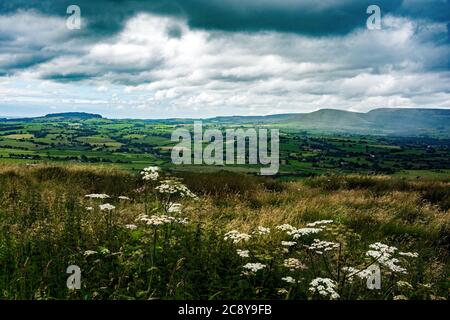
[208,108,450,137]
[43,112,103,120]
[1,108,449,137]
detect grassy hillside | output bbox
[0,164,448,300]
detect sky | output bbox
[0,0,449,119]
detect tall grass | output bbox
[0,164,448,300]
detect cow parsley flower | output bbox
[242,263,266,273]
[306,239,339,254]
[167,202,182,213]
[99,203,116,211]
[309,277,340,300]
[282,276,296,284]
[253,226,270,235]
[398,251,419,258]
[283,258,306,271]
[141,166,160,181]
[224,230,252,244]
[288,228,322,239]
[306,220,334,227]
[156,179,197,199]
[236,249,250,258]
[85,206,94,211]
[366,242,407,274]
[125,224,137,230]
[342,266,373,281]
[276,224,296,232]
[118,196,131,201]
[85,193,110,199]
[281,241,297,247]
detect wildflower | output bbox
[99,203,115,211]
[85,206,94,211]
[342,266,373,280]
[281,241,297,247]
[125,224,137,230]
[237,249,250,258]
[282,276,296,284]
[83,250,97,256]
[288,228,322,239]
[156,179,197,199]
[167,202,182,213]
[399,251,419,258]
[242,263,266,273]
[224,230,251,244]
[306,220,334,227]
[305,239,339,254]
[309,278,340,300]
[366,242,407,274]
[141,166,160,181]
[118,196,131,201]
[283,258,306,271]
[393,295,408,300]
[85,193,110,199]
[276,224,296,232]
[137,214,175,226]
[253,226,270,235]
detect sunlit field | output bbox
[0,164,448,300]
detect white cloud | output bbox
[0,11,449,118]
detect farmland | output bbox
[1,113,449,177]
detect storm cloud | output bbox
[0,1,449,118]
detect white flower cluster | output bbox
[283,258,306,271]
[399,251,419,258]
[224,230,252,244]
[118,196,131,201]
[253,226,270,235]
[281,241,297,247]
[288,228,322,239]
[141,166,160,181]
[366,242,409,274]
[342,266,373,280]
[125,224,137,230]
[306,220,334,227]
[306,239,339,254]
[83,250,97,256]
[85,193,110,199]
[167,202,183,213]
[242,263,266,274]
[282,276,297,284]
[156,179,197,198]
[236,249,250,258]
[99,203,116,211]
[309,277,340,300]
[137,214,188,226]
[276,224,296,232]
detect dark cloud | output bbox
[1,0,448,37]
